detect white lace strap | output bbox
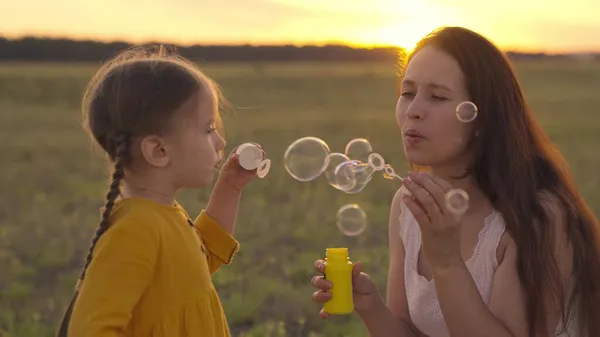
[478,211,506,269]
[397,186,413,241]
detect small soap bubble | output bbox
[367,153,385,171]
[336,204,367,236]
[256,159,271,179]
[456,101,478,123]
[344,138,373,162]
[332,160,360,192]
[334,160,374,194]
[284,137,330,182]
[383,165,396,180]
[324,153,353,191]
[444,188,470,214]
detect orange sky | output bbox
[0,0,598,52]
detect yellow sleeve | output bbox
[68,217,159,337]
[193,210,240,274]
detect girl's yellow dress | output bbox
[68,197,239,337]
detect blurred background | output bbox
[0,0,598,336]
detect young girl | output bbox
[56,45,263,337]
[311,27,600,336]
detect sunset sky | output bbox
[1,0,598,53]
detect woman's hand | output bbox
[402,172,465,272]
[310,260,379,318]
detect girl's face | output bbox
[163,88,226,189]
[396,46,477,171]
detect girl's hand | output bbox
[217,144,266,192]
[310,260,379,318]
[401,172,465,272]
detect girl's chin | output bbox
[182,170,216,189]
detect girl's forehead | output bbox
[189,87,215,117]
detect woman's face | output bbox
[396,45,477,170]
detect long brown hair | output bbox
[400,27,600,336]
[55,45,223,336]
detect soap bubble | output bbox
[333,160,374,194]
[284,137,330,182]
[444,188,470,214]
[383,165,397,180]
[324,153,354,191]
[256,159,271,179]
[344,138,373,162]
[366,153,403,181]
[456,101,478,123]
[367,153,385,171]
[336,204,367,236]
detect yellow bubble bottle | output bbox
[323,247,354,314]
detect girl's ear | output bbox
[139,135,170,168]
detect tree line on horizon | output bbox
[0,36,597,63]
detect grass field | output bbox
[0,60,599,337]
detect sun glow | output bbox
[369,22,441,50]
[347,1,465,50]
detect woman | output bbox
[310,26,600,337]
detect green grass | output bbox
[0,60,599,337]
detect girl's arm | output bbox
[196,176,242,274]
[68,217,159,337]
[205,178,241,235]
[193,209,240,274]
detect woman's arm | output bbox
[434,192,573,337]
[433,241,526,337]
[486,192,573,336]
[358,188,426,337]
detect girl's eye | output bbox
[400,92,415,98]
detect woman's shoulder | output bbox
[391,185,412,212]
[494,189,568,265]
[536,189,566,217]
[391,185,414,237]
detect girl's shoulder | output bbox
[112,197,183,219]
[106,197,186,232]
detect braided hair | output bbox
[78,132,128,285]
[55,44,225,336]
[55,133,128,337]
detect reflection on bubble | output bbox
[324,153,353,190]
[444,188,470,214]
[283,137,330,182]
[344,138,373,162]
[334,160,374,194]
[456,101,478,123]
[336,204,367,236]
